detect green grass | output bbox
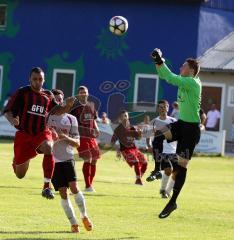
[0,139,234,240]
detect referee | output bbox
[151,49,201,218]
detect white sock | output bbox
[61,198,77,225]
[44,178,51,183]
[160,172,170,191]
[165,177,175,195]
[74,191,87,218]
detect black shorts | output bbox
[52,160,77,191]
[169,120,200,160]
[160,153,177,170]
[153,153,177,170]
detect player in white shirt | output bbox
[206,104,220,131]
[146,100,177,198]
[48,89,93,233]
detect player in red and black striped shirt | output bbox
[111,110,148,185]
[4,67,75,199]
[70,86,100,192]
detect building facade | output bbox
[0,0,234,139]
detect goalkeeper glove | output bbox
[151,48,165,65]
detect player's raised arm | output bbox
[49,95,76,115]
[151,48,198,89]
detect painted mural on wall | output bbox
[96,28,129,60]
[45,52,84,91]
[0,0,20,38]
[1,0,234,119]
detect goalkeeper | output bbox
[150,49,201,218]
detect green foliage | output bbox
[0,0,20,38]
[96,28,129,60]
[0,140,234,239]
[45,53,84,90]
[0,52,14,107]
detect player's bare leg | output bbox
[37,140,55,199]
[14,160,30,179]
[69,182,93,231]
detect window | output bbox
[227,86,234,107]
[52,69,76,98]
[0,5,7,29]
[133,74,159,111]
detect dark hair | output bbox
[30,67,44,77]
[51,89,64,96]
[186,58,200,76]
[78,85,88,93]
[118,110,128,117]
[172,101,178,107]
[157,99,169,106]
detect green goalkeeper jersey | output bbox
[157,63,201,123]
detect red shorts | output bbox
[78,137,100,160]
[14,129,53,166]
[121,148,147,167]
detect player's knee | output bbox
[164,168,172,176]
[70,187,78,195]
[178,156,189,168]
[15,166,28,179]
[59,189,68,199]
[15,172,26,179]
[91,160,97,165]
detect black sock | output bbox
[152,134,164,172]
[170,165,187,204]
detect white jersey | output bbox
[151,116,177,154]
[206,110,220,128]
[48,114,79,162]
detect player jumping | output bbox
[151,49,201,218]
[4,67,75,199]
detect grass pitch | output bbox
[0,139,234,240]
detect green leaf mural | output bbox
[96,28,129,60]
[0,52,14,106]
[0,0,20,38]
[45,52,84,91]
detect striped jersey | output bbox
[70,100,97,137]
[4,86,57,135]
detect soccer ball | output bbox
[109,16,128,36]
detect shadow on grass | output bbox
[2,234,139,240]
[0,185,40,190]
[94,180,135,185]
[2,238,138,240]
[84,193,156,199]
